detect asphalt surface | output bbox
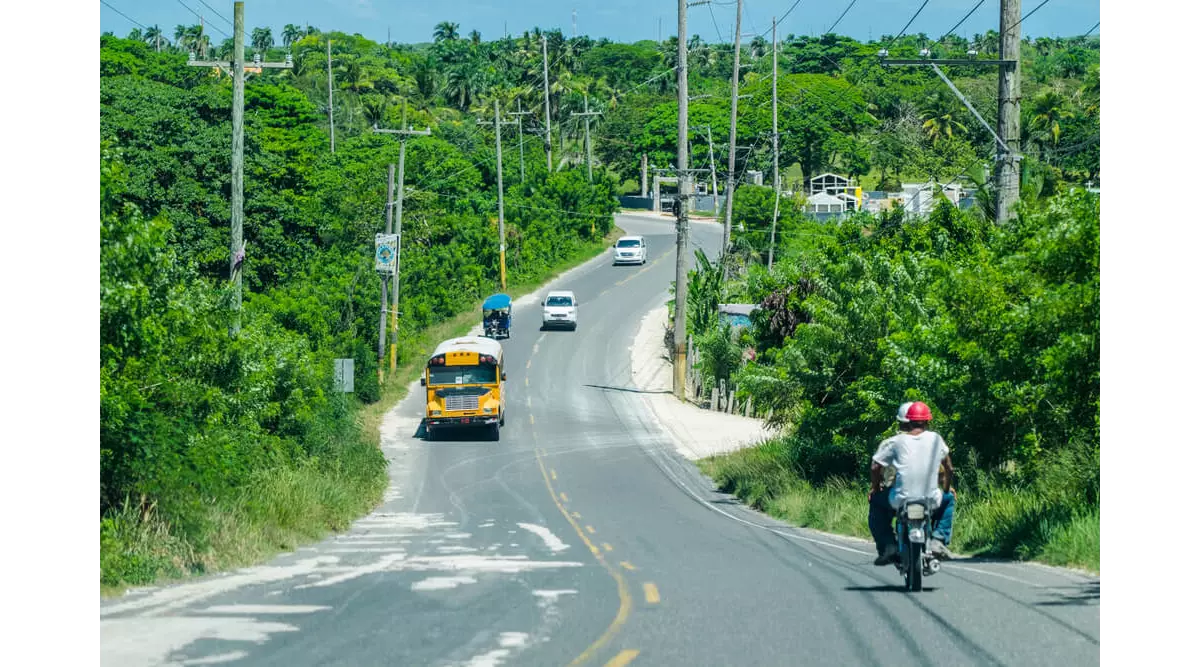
[100,213,1100,667]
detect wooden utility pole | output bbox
[996,0,1022,223]
[571,93,602,183]
[373,109,431,371]
[722,0,744,256]
[673,0,690,400]
[480,101,517,288]
[508,101,533,183]
[327,38,335,153]
[187,2,291,337]
[768,17,780,270]
[542,36,553,172]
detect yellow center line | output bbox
[530,415,535,425]
[604,649,640,667]
[560,492,569,503]
[603,543,613,552]
[586,525,596,534]
[572,511,582,519]
[525,377,529,387]
[533,447,633,667]
[527,359,532,369]
[643,582,660,605]
[550,469,557,480]
[619,561,637,571]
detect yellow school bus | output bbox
[421,336,507,441]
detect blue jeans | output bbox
[869,488,955,555]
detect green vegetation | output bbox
[688,190,1099,573]
[99,32,620,592]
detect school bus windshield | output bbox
[428,364,496,386]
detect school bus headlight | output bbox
[430,410,442,416]
[482,407,494,414]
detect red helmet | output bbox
[896,401,933,423]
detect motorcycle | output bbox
[895,497,941,592]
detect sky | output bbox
[100,0,1100,46]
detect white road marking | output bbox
[199,605,330,615]
[412,576,477,591]
[517,522,571,553]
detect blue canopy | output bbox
[482,293,512,310]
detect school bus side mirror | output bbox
[501,371,507,381]
[420,377,426,386]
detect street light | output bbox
[877,48,889,57]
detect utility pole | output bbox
[327,38,335,153]
[571,93,602,183]
[706,126,718,203]
[878,0,1021,224]
[187,2,292,337]
[641,153,648,197]
[480,100,517,289]
[768,16,780,270]
[673,0,690,400]
[722,0,744,257]
[373,109,431,372]
[542,36,553,172]
[573,9,578,38]
[379,165,394,380]
[996,0,1022,223]
[508,101,533,183]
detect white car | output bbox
[541,290,578,331]
[612,235,648,265]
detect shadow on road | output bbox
[413,421,497,443]
[582,383,672,395]
[1035,581,1100,607]
[844,584,940,593]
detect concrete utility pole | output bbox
[641,153,648,197]
[480,100,518,288]
[379,165,394,378]
[187,2,291,337]
[571,93,602,183]
[706,126,718,204]
[996,0,1022,223]
[373,109,431,372]
[673,0,690,400]
[722,0,744,256]
[508,101,533,183]
[542,36,553,172]
[327,38,335,153]
[768,17,780,270]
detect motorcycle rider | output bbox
[869,401,956,566]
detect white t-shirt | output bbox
[872,431,949,510]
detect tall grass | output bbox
[700,443,1099,573]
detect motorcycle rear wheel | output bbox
[906,545,923,592]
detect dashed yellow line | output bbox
[527,359,532,369]
[619,561,637,571]
[560,492,569,503]
[530,415,535,425]
[586,525,596,534]
[550,469,557,480]
[603,543,613,552]
[533,446,632,667]
[643,582,660,605]
[604,649,640,667]
[525,377,529,387]
[572,511,582,519]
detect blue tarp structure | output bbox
[482,293,512,311]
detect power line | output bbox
[755,0,803,38]
[825,0,859,35]
[939,0,988,42]
[100,0,146,30]
[1082,21,1099,38]
[1003,0,1055,38]
[195,0,235,29]
[891,0,932,44]
[174,0,231,39]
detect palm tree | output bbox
[305,25,320,37]
[251,27,273,53]
[1028,90,1075,147]
[469,29,482,46]
[446,65,481,110]
[282,24,302,49]
[433,21,460,43]
[142,25,163,49]
[127,28,143,42]
[750,36,768,60]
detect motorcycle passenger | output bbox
[868,401,956,566]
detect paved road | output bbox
[101,213,1099,667]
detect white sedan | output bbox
[612,236,648,265]
[541,290,578,331]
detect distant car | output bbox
[541,290,578,331]
[612,236,648,265]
